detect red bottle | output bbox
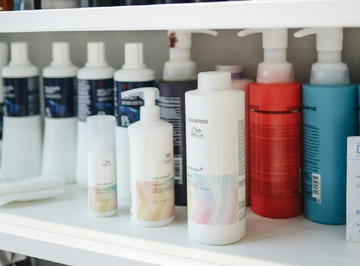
[0,0,13,11]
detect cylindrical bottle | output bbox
[80,0,120,6]
[0,42,9,168]
[0,0,13,10]
[41,0,79,8]
[1,42,42,180]
[76,42,115,190]
[42,42,78,184]
[216,65,252,206]
[123,87,175,227]
[114,43,155,201]
[87,115,117,217]
[186,72,246,245]
[121,0,157,4]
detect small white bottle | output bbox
[42,42,78,184]
[87,115,117,217]
[122,87,174,227]
[185,72,246,245]
[0,42,9,168]
[76,42,115,190]
[1,43,42,180]
[114,43,155,201]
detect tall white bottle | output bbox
[42,43,78,183]
[1,43,42,180]
[76,42,115,189]
[122,87,174,227]
[0,42,9,169]
[185,72,246,245]
[114,43,155,201]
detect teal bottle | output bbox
[295,27,357,224]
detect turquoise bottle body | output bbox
[302,83,357,224]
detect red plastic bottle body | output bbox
[249,82,302,218]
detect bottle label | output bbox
[114,80,155,127]
[3,77,40,117]
[136,175,174,221]
[77,79,114,122]
[88,154,117,213]
[44,77,77,118]
[187,171,246,225]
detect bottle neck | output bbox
[140,106,160,122]
[263,49,286,63]
[169,48,191,61]
[318,51,341,63]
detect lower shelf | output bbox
[0,184,358,266]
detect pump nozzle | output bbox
[237,28,293,84]
[168,30,218,49]
[121,87,160,121]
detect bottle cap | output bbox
[122,43,146,70]
[121,87,160,121]
[198,71,231,92]
[51,42,72,67]
[87,115,116,154]
[86,42,108,67]
[294,28,343,52]
[216,65,243,80]
[9,42,30,66]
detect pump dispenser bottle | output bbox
[0,42,9,167]
[1,42,42,180]
[186,71,246,245]
[42,43,78,184]
[122,87,174,227]
[114,43,155,201]
[76,42,115,189]
[157,30,218,206]
[238,29,302,218]
[294,28,356,225]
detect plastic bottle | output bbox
[42,42,78,184]
[157,29,218,206]
[1,42,42,180]
[216,64,252,206]
[185,71,245,245]
[41,0,79,8]
[114,43,155,201]
[87,115,117,217]
[0,0,13,10]
[294,28,357,225]
[76,42,115,190]
[0,42,9,168]
[238,29,302,218]
[122,87,174,227]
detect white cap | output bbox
[294,28,343,51]
[168,30,218,49]
[198,71,231,92]
[238,28,287,49]
[87,115,116,154]
[216,65,243,80]
[9,42,30,66]
[121,87,160,121]
[122,43,146,70]
[85,42,108,67]
[51,42,72,67]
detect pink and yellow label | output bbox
[89,185,117,213]
[137,178,174,221]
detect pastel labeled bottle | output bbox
[238,29,302,218]
[114,43,155,201]
[76,42,115,190]
[122,87,175,227]
[157,30,218,206]
[42,42,78,183]
[186,72,246,245]
[0,42,9,168]
[216,64,252,206]
[1,42,42,180]
[294,28,357,225]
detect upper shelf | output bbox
[0,0,360,33]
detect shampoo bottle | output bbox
[238,29,302,218]
[76,42,115,189]
[87,115,117,217]
[122,87,174,227]
[157,30,218,206]
[186,72,246,245]
[114,43,155,201]
[1,42,42,180]
[294,28,357,225]
[42,42,78,183]
[216,64,252,206]
[0,42,9,167]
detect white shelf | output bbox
[0,184,358,266]
[0,0,360,33]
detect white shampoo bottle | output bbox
[76,42,115,190]
[122,87,174,227]
[1,43,42,180]
[42,42,78,183]
[185,72,246,245]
